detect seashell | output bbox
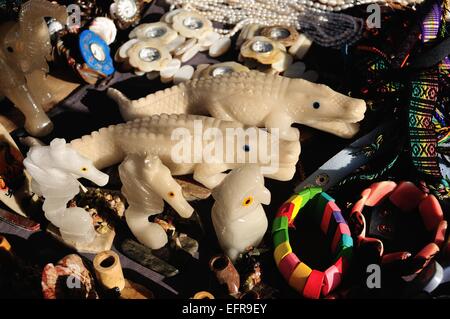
[197,62,250,78]
[173,65,195,84]
[181,44,200,62]
[209,37,231,57]
[89,17,118,45]
[161,8,188,24]
[260,25,299,48]
[198,31,221,47]
[42,254,98,299]
[127,39,172,72]
[288,34,313,59]
[271,52,293,72]
[240,36,285,65]
[116,38,140,62]
[284,61,306,78]
[172,11,213,39]
[166,35,187,52]
[174,38,197,56]
[112,0,144,30]
[236,24,261,47]
[160,58,182,78]
[129,22,178,44]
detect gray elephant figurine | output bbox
[0,0,67,136]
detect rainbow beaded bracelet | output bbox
[272,187,353,299]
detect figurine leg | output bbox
[303,120,360,138]
[3,85,53,136]
[264,112,299,141]
[193,164,229,189]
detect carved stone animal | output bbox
[211,164,270,261]
[107,71,367,141]
[119,153,194,249]
[0,0,68,136]
[23,139,109,243]
[69,114,300,189]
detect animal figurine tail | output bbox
[107,86,191,121]
[119,153,194,250]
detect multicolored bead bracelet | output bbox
[272,187,353,299]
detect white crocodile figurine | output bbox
[107,71,366,141]
[69,114,300,190]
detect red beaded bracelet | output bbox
[272,187,353,299]
[349,181,445,274]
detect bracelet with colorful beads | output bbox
[272,187,353,299]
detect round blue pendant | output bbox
[79,30,115,76]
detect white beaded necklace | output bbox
[166,0,423,38]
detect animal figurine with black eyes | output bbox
[108,70,367,140]
[211,164,271,261]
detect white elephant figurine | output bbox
[23,139,109,243]
[119,153,194,250]
[211,164,271,261]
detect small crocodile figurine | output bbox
[69,114,300,190]
[107,71,367,141]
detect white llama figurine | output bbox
[23,139,109,243]
[119,153,194,250]
[211,165,271,261]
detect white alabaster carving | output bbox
[68,114,301,189]
[107,71,366,140]
[211,165,270,261]
[119,153,194,250]
[23,139,109,243]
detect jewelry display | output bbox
[166,0,375,47]
[2,0,450,301]
[116,10,231,81]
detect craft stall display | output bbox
[0,0,449,301]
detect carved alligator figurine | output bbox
[107,71,367,141]
[69,113,300,190]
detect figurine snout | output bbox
[87,170,109,187]
[345,97,367,122]
[258,186,271,205]
[170,198,194,218]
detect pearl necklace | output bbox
[166,0,423,38]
